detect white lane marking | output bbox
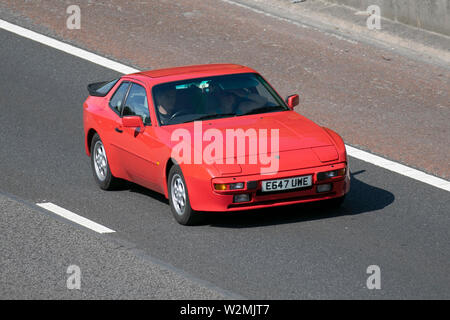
[37,202,115,234]
[0,19,139,75]
[1,19,449,192]
[346,146,450,192]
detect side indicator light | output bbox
[214,183,228,191]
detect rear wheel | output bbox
[90,133,121,190]
[168,165,201,225]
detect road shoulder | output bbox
[0,193,240,299]
[233,0,450,68]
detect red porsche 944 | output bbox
[83,64,350,225]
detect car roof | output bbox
[132,64,256,79]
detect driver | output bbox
[206,81,238,115]
[217,91,238,114]
[156,85,177,125]
[229,88,267,115]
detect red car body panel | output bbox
[83,64,350,212]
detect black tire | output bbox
[90,133,121,190]
[168,165,201,225]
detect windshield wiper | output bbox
[183,113,236,123]
[240,106,286,116]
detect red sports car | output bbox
[83,64,350,225]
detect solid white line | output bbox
[346,146,450,192]
[0,19,139,75]
[37,202,115,234]
[1,19,449,192]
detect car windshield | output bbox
[152,73,289,125]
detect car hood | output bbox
[161,111,339,173]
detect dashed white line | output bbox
[0,18,449,193]
[37,202,115,234]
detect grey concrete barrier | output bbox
[315,0,449,36]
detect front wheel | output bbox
[168,165,201,225]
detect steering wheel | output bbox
[169,110,190,121]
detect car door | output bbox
[117,81,164,192]
[100,80,131,179]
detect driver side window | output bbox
[122,83,151,126]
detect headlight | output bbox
[233,194,251,203]
[230,182,245,190]
[317,168,346,181]
[214,182,245,191]
[317,184,332,193]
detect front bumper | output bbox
[188,162,350,212]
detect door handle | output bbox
[115,127,123,133]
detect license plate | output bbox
[262,175,312,192]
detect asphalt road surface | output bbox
[0,194,236,299]
[1,0,449,179]
[0,29,449,299]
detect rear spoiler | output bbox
[87,79,118,97]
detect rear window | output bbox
[88,79,119,96]
[96,79,119,95]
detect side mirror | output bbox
[286,94,299,109]
[122,116,144,128]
